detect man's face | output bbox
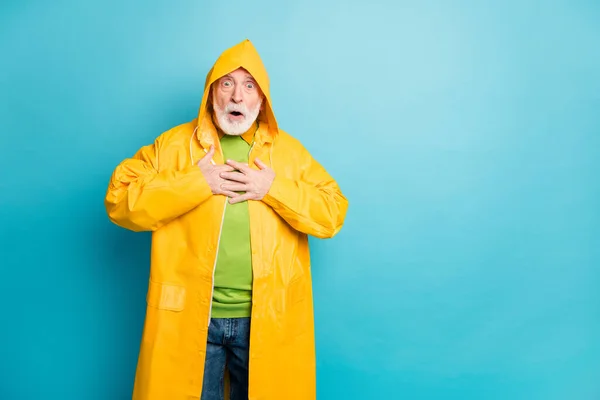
[212,68,263,136]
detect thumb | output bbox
[198,145,215,166]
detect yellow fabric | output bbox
[104,39,348,400]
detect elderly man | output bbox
[104,39,348,400]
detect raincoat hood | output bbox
[196,39,278,145]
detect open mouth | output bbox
[229,111,244,117]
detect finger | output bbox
[219,189,239,198]
[226,159,252,173]
[198,145,215,166]
[221,183,247,192]
[214,164,235,172]
[254,158,268,170]
[220,172,250,183]
[229,192,254,204]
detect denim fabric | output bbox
[201,317,251,400]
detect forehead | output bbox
[218,67,256,81]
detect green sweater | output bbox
[211,134,253,318]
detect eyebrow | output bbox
[221,74,256,83]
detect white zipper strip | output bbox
[206,137,226,326]
[207,197,227,326]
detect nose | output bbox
[232,84,243,104]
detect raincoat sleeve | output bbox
[262,145,348,239]
[104,136,213,232]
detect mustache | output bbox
[223,103,249,115]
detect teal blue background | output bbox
[1,0,599,399]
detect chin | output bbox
[220,118,252,136]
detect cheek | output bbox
[246,93,261,110]
[214,91,230,109]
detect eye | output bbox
[222,80,233,88]
[246,82,255,89]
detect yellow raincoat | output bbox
[104,39,348,400]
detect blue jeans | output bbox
[201,317,251,400]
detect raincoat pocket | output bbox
[146,280,186,311]
[285,275,309,340]
[288,274,306,304]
